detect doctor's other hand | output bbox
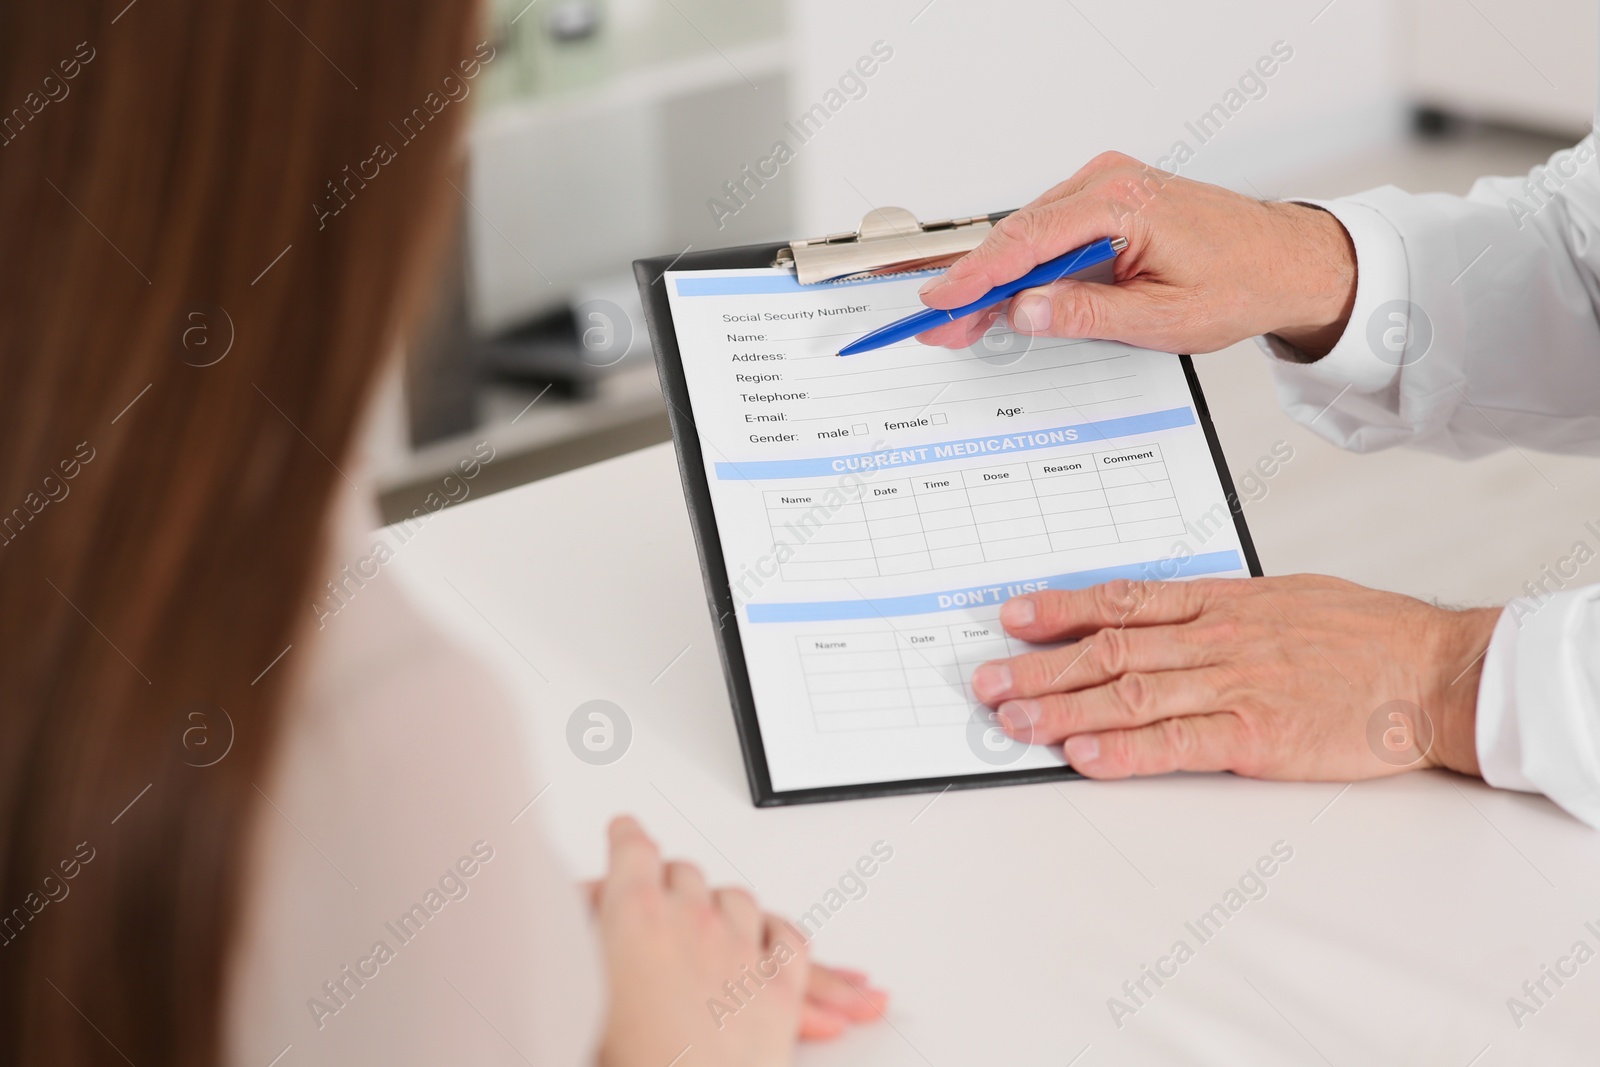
[915,152,1357,358]
[594,817,887,1067]
[970,577,1501,782]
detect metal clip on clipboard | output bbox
[774,206,1015,286]
[775,206,1124,288]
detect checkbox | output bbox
[852,423,868,435]
[931,412,947,425]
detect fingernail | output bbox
[1000,597,1036,629]
[1013,294,1052,332]
[918,277,948,301]
[1064,734,1100,766]
[971,662,1013,701]
[997,700,1039,735]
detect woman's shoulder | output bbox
[224,499,602,1067]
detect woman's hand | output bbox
[915,151,1358,357]
[971,577,1500,781]
[593,817,886,1067]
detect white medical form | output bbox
[639,256,1258,804]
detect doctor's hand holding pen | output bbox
[915,152,1505,792]
[914,151,1358,358]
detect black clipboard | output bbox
[634,239,1263,808]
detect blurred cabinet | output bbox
[1405,0,1595,135]
[378,0,794,511]
[468,0,793,332]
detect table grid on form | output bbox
[797,622,1048,733]
[765,443,1185,581]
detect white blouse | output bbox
[225,488,603,1065]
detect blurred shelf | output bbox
[475,37,789,131]
[1404,0,1594,137]
[375,360,669,521]
[478,0,785,111]
[466,35,794,331]
[379,1,794,521]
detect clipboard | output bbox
[634,209,1263,807]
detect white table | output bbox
[389,442,1600,1066]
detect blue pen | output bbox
[835,235,1128,357]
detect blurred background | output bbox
[374,0,1599,613]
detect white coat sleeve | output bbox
[1256,131,1600,827]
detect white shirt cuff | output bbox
[1475,604,1539,794]
[1256,199,1409,394]
[1478,587,1600,828]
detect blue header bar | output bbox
[715,407,1195,480]
[744,550,1244,623]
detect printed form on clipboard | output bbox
[639,217,1260,805]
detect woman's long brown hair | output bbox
[0,2,478,1062]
